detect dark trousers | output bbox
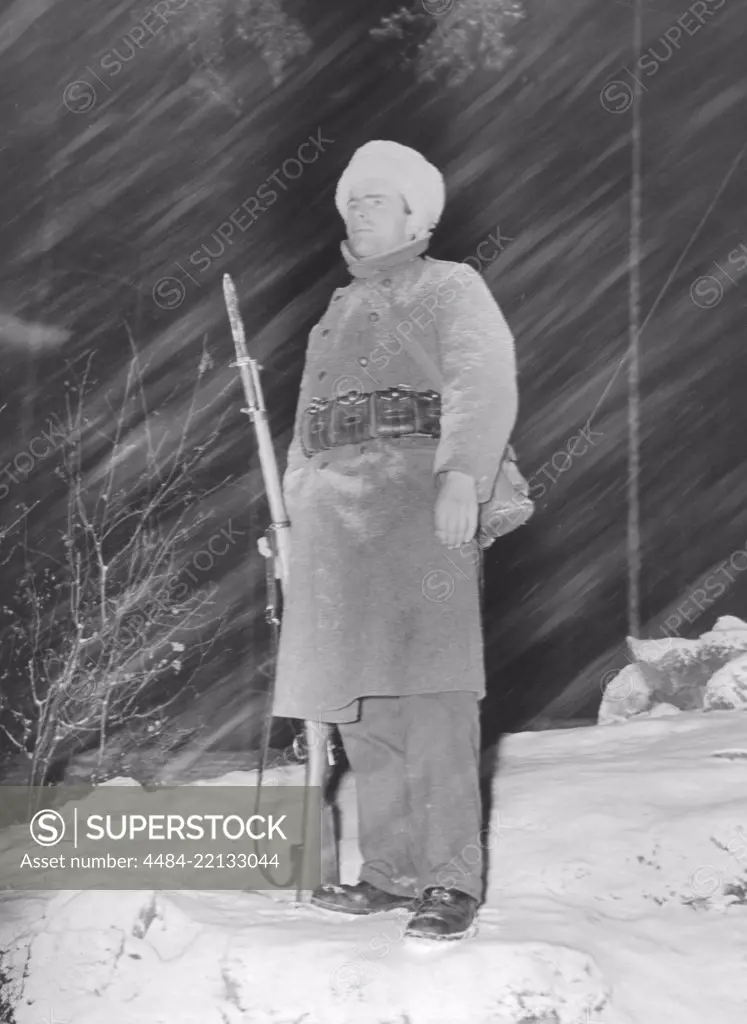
[338,692,483,902]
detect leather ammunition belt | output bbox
[301,385,441,457]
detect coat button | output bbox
[381,278,392,287]
[358,356,368,367]
[321,328,330,336]
[369,312,380,322]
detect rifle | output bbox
[222,273,339,900]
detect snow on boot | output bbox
[310,880,419,915]
[405,887,479,941]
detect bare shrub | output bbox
[0,337,233,786]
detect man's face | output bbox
[345,177,410,258]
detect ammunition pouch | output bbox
[301,386,441,457]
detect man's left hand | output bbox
[435,471,478,548]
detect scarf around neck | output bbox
[340,235,431,279]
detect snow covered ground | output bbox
[1,709,746,1024]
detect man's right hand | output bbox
[435,470,478,548]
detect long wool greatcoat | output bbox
[272,236,518,724]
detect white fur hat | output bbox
[335,140,446,240]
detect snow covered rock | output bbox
[697,617,747,670]
[704,652,747,711]
[598,618,747,724]
[597,664,653,724]
[627,635,700,664]
[627,636,709,709]
[1,885,611,1024]
[710,615,747,632]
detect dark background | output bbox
[1,0,746,770]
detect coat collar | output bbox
[340,235,431,279]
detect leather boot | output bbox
[310,879,419,915]
[405,886,479,940]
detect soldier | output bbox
[273,140,518,941]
